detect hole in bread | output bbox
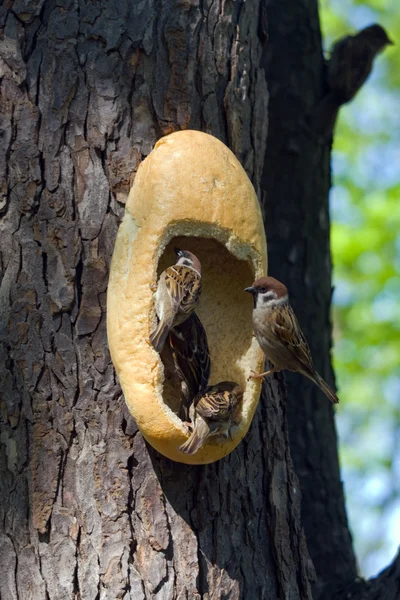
[155,235,255,417]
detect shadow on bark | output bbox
[145,376,314,599]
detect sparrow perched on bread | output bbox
[312,24,393,138]
[167,312,211,420]
[178,381,243,455]
[245,277,339,404]
[150,248,202,353]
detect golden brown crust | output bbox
[107,130,268,464]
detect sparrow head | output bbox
[358,24,394,51]
[205,381,243,422]
[207,381,243,399]
[245,276,288,308]
[174,248,201,275]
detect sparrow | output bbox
[167,312,211,421]
[245,277,339,404]
[312,24,393,138]
[150,248,202,353]
[178,381,243,455]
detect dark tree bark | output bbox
[260,1,357,596]
[0,1,313,599]
[0,1,399,599]
[261,2,400,600]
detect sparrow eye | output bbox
[259,286,268,293]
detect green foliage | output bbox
[319,0,400,578]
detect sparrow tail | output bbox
[312,371,339,404]
[178,418,210,455]
[150,321,170,353]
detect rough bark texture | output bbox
[2,1,399,599]
[0,1,315,599]
[331,551,400,600]
[260,1,357,597]
[261,2,400,600]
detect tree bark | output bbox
[0,1,315,599]
[260,2,357,596]
[2,1,399,599]
[261,2,400,600]
[331,551,400,600]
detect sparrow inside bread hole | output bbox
[151,234,257,425]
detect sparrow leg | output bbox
[182,421,193,433]
[248,367,281,381]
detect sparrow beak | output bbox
[174,247,183,257]
[244,286,256,295]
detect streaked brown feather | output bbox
[150,322,170,354]
[178,381,243,455]
[178,417,210,455]
[195,382,243,422]
[271,302,314,374]
[167,313,210,420]
[164,265,202,316]
[169,313,210,397]
[249,275,340,404]
[151,263,202,353]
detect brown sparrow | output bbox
[150,248,202,353]
[178,381,243,455]
[167,312,211,421]
[245,277,339,404]
[312,24,393,137]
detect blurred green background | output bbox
[319,0,400,578]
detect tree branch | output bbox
[330,550,400,600]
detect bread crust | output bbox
[107,130,267,464]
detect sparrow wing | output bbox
[150,320,172,354]
[195,386,239,422]
[271,303,315,374]
[271,304,339,403]
[179,382,243,454]
[178,417,211,455]
[164,265,202,317]
[150,266,201,352]
[169,312,211,397]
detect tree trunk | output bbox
[260,2,357,597]
[1,1,399,599]
[261,2,400,600]
[0,1,314,599]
